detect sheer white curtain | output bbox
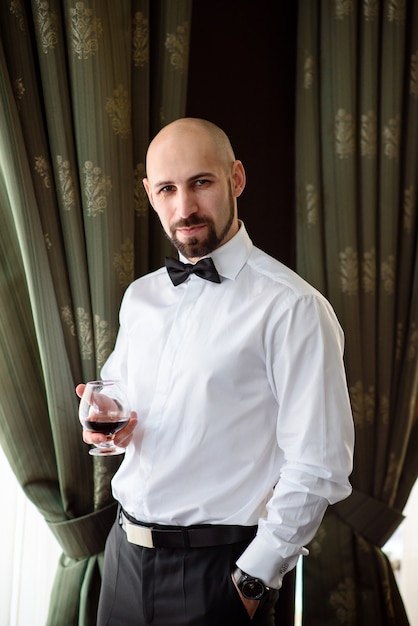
[0,447,61,626]
[383,480,418,624]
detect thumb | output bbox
[75,383,86,399]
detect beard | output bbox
[167,190,235,259]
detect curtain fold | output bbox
[0,1,192,624]
[296,1,418,624]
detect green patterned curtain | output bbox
[0,1,191,624]
[296,1,418,624]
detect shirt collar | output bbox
[179,221,253,281]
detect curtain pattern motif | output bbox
[296,1,418,624]
[0,1,191,624]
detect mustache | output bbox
[172,216,210,230]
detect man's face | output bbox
[143,125,245,262]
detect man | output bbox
[78,118,354,625]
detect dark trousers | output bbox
[97,519,280,626]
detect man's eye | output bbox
[195,179,209,187]
[160,185,174,193]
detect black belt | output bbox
[119,509,257,549]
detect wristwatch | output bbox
[232,567,269,600]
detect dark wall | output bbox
[186,0,298,268]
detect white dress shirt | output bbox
[101,222,354,589]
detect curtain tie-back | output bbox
[331,488,404,547]
[46,502,117,559]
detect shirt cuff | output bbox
[236,533,308,589]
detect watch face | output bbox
[241,577,265,600]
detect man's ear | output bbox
[142,178,154,209]
[231,160,246,198]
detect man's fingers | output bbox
[114,413,138,447]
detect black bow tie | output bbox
[165,256,221,286]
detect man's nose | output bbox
[176,189,198,218]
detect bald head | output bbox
[145,118,236,176]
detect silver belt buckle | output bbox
[122,514,155,548]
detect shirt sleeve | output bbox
[237,294,354,589]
